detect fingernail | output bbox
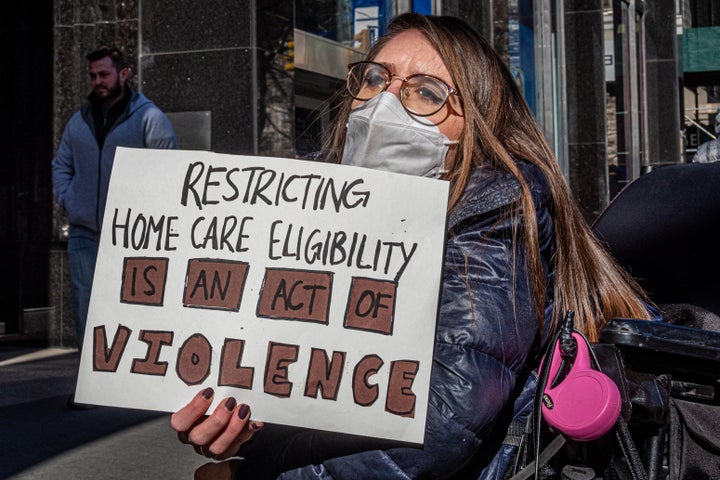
[201,387,214,399]
[251,422,264,431]
[225,397,237,411]
[238,404,250,420]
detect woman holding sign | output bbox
[171,12,655,479]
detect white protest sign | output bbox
[75,147,448,444]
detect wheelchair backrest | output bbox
[592,162,720,315]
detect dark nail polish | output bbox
[251,422,264,431]
[201,387,214,399]
[238,404,250,420]
[225,397,237,411]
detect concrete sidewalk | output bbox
[0,345,207,479]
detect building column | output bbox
[138,0,294,156]
[644,0,682,167]
[564,0,608,221]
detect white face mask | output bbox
[341,92,457,178]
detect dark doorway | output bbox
[0,2,54,336]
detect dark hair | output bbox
[325,13,652,340]
[86,46,129,72]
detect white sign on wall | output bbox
[75,147,449,444]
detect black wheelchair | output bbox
[509,162,720,480]
[590,162,720,479]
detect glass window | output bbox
[296,0,397,50]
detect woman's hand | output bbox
[171,387,264,461]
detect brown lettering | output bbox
[183,259,249,311]
[352,354,383,406]
[257,268,332,324]
[264,342,299,397]
[121,257,169,306]
[344,277,397,335]
[304,348,346,400]
[385,360,418,417]
[176,334,212,385]
[131,330,174,376]
[218,338,254,389]
[93,324,132,372]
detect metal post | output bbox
[626,0,642,179]
[534,0,554,145]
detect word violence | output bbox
[92,325,419,418]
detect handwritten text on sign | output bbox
[75,148,448,444]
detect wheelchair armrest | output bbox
[600,318,720,362]
[600,318,720,404]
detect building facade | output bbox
[1,0,717,345]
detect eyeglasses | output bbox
[346,61,460,117]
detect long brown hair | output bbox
[324,13,651,341]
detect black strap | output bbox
[508,434,566,480]
[614,417,649,480]
[531,310,575,478]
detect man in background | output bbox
[52,46,177,358]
